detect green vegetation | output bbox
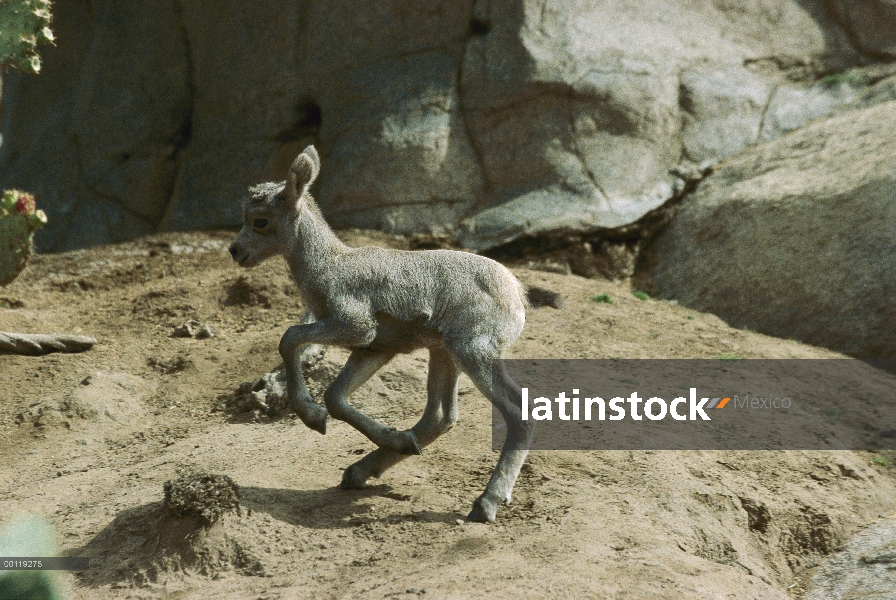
[591,293,614,304]
[0,0,54,73]
[820,73,848,86]
[819,70,867,89]
[1,190,48,286]
[0,517,64,600]
[872,455,890,468]
[632,290,649,301]
[824,407,842,423]
[716,354,739,361]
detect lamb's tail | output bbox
[525,286,563,309]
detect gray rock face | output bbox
[0,0,890,251]
[840,71,896,113]
[648,100,896,358]
[806,517,896,600]
[679,67,774,164]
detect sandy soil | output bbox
[1,230,894,599]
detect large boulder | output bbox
[0,0,890,251]
[647,100,896,358]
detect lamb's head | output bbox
[229,146,321,267]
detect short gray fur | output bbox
[229,146,559,522]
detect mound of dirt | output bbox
[15,371,155,433]
[164,473,241,525]
[78,474,272,586]
[222,275,274,309]
[78,502,272,586]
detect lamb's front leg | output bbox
[279,318,373,434]
[324,349,421,456]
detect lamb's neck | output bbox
[285,208,347,293]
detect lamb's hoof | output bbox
[467,493,499,523]
[340,464,369,490]
[295,402,328,435]
[384,428,421,456]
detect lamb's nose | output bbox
[229,244,239,259]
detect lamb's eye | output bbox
[252,218,269,229]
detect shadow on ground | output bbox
[72,485,459,588]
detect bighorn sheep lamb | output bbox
[228,146,561,522]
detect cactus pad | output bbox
[1,189,47,286]
[0,0,54,73]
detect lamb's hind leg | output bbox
[450,343,533,523]
[342,346,460,489]
[324,349,422,456]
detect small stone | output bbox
[173,320,215,339]
[455,519,464,525]
[172,320,200,338]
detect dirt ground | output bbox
[1,230,894,599]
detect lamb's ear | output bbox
[286,146,320,204]
[302,145,320,181]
